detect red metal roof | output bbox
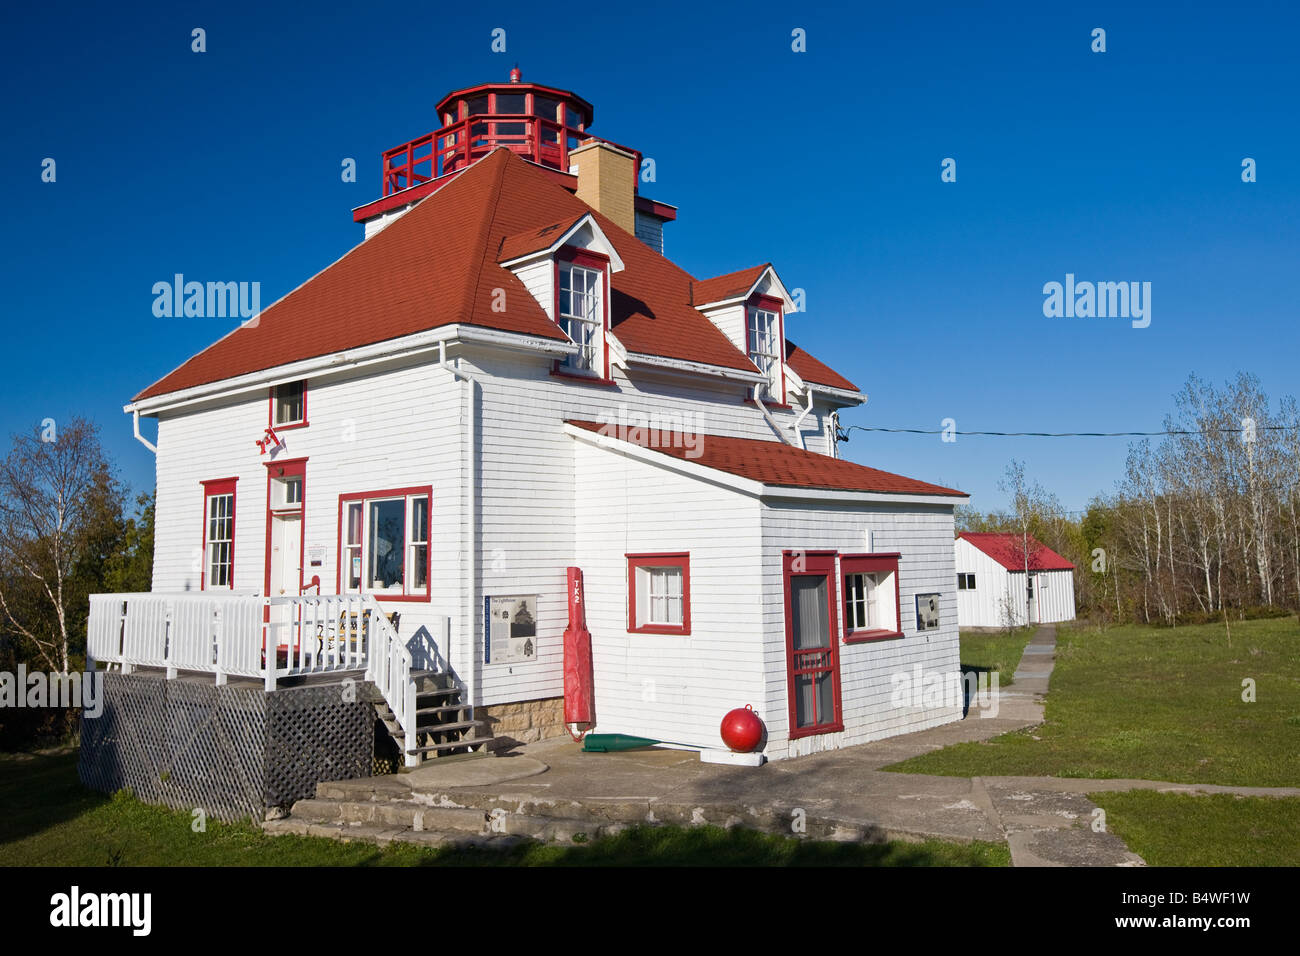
[136,148,859,402]
[568,421,965,497]
[958,532,1076,571]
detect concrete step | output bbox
[261,816,527,850]
[289,797,491,832]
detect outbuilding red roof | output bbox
[135,148,860,403]
[958,532,1076,571]
[568,420,965,497]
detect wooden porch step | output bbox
[406,736,498,756]
[411,719,484,735]
[415,685,462,698]
[414,704,469,718]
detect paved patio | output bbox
[270,624,1299,863]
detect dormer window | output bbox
[747,296,784,402]
[557,250,608,378]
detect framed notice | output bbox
[484,594,538,664]
[915,593,941,631]
[306,545,326,569]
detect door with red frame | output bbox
[783,551,843,738]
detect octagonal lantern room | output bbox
[381,68,605,196]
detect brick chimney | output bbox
[569,140,637,234]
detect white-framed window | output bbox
[204,490,234,588]
[272,380,306,427]
[273,476,302,510]
[558,260,604,376]
[340,489,431,598]
[845,572,881,630]
[957,573,975,590]
[627,553,690,634]
[842,554,901,640]
[747,306,781,400]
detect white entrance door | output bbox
[269,514,301,651]
[1026,574,1038,624]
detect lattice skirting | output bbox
[79,673,374,823]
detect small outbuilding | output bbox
[954,532,1076,628]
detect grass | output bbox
[0,751,1009,867]
[1090,791,1300,866]
[958,626,1035,686]
[885,617,1300,787]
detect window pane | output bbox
[791,576,829,650]
[367,499,406,589]
[347,503,362,546]
[412,497,428,543]
[466,95,488,116]
[274,381,304,425]
[495,93,525,114]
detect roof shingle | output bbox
[136,149,859,402]
[568,420,965,497]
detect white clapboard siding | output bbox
[634,212,664,254]
[571,439,764,748]
[149,323,888,757]
[152,354,470,680]
[759,501,963,760]
[465,345,809,707]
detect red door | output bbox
[783,551,843,738]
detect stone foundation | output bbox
[476,696,565,745]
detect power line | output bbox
[840,424,1295,438]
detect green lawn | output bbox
[0,751,1008,867]
[959,627,1035,686]
[1090,791,1300,866]
[886,618,1300,787]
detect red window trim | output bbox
[552,247,612,382]
[626,553,691,635]
[336,485,433,604]
[782,550,844,739]
[263,458,307,599]
[268,379,309,431]
[840,552,904,643]
[200,477,239,591]
[746,293,786,406]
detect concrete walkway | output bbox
[283,623,1298,864]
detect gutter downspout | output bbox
[750,395,795,446]
[132,408,157,454]
[790,388,815,451]
[438,341,479,721]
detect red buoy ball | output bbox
[720,705,764,753]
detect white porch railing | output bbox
[87,592,443,768]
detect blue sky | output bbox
[2,1,1297,513]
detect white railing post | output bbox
[214,602,227,685]
[263,598,276,692]
[164,599,177,680]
